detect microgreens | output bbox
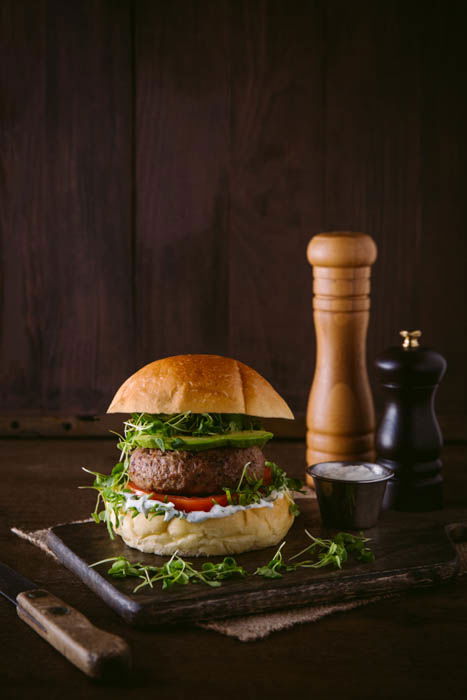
[83,457,304,538]
[289,530,375,569]
[90,531,375,592]
[255,531,375,579]
[91,553,248,592]
[223,460,305,512]
[116,412,262,456]
[254,542,297,579]
[82,413,303,536]
[81,463,128,539]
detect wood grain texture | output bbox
[134,0,230,369]
[1,439,467,697]
[17,588,131,678]
[0,1,466,425]
[323,0,424,410]
[46,504,459,625]
[306,232,377,465]
[0,0,133,413]
[228,0,324,410]
[0,412,464,441]
[419,1,467,416]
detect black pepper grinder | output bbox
[375,330,447,511]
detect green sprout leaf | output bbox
[256,532,375,579]
[254,542,296,578]
[223,460,304,509]
[90,531,375,592]
[91,552,247,592]
[82,412,304,535]
[288,530,375,569]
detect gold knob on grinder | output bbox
[400,330,422,348]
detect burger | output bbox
[85,354,301,556]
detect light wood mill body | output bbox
[306,232,377,484]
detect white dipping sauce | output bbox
[315,463,385,482]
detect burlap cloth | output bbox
[12,511,466,643]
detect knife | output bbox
[0,561,131,678]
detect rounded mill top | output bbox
[375,335,447,388]
[307,231,377,268]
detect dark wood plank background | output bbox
[1,0,466,433]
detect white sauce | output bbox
[314,463,385,482]
[121,490,283,523]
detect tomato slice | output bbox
[127,481,229,512]
[127,465,272,514]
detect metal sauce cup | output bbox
[307,461,393,529]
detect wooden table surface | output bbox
[1,438,466,699]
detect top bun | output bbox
[108,354,293,419]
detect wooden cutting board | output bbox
[46,500,460,625]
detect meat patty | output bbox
[128,445,265,495]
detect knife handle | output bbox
[16,589,131,678]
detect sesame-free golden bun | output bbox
[107,354,294,419]
[113,494,294,556]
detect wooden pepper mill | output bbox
[375,330,447,511]
[306,232,377,483]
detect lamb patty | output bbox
[128,445,265,495]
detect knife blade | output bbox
[0,561,37,605]
[0,561,131,678]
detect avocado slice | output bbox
[134,429,273,452]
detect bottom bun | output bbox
[114,494,294,556]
